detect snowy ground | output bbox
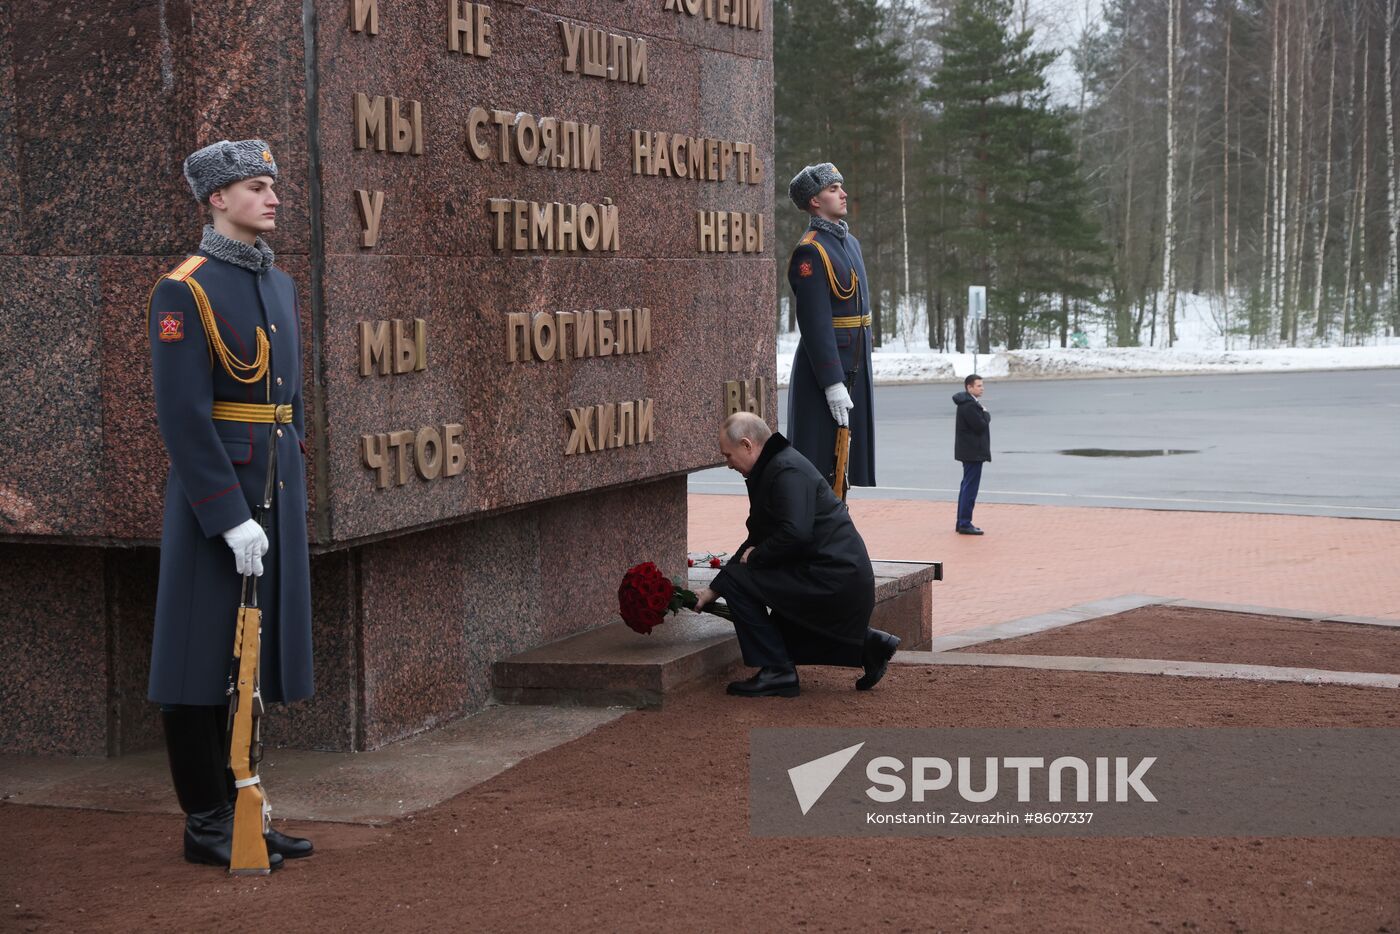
[776,292,1400,385]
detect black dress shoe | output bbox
[856,630,901,691]
[184,803,284,870]
[956,525,984,535]
[265,826,314,859]
[726,666,800,697]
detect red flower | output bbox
[618,562,725,634]
[709,556,722,568]
[687,557,695,567]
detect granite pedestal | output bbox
[0,1,775,754]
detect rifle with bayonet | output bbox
[226,425,278,875]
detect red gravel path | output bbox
[5,665,1399,933]
[955,605,1400,673]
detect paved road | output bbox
[689,369,1400,520]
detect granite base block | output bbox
[0,479,688,755]
[0,545,108,756]
[492,610,741,708]
[493,559,943,708]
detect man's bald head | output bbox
[718,412,771,476]
[722,412,772,445]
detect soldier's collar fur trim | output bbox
[200,225,275,273]
[806,216,849,240]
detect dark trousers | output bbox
[957,460,983,528]
[724,586,793,668]
[723,586,866,669]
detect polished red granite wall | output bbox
[0,0,773,753]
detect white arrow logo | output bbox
[787,742,865,815]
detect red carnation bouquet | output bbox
[618,561,730,635]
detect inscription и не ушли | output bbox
[354,93,425,155]
[466,110,602,171]
[559,22,648,84]
[631,131,763,183]
[352,0,493,53]
[565,400,656,455]
[724,377,767,419]
[448,1,492,58]
[359,319,427,376]
[663,0,763,30]
[697,211,764,253]
[506,309,652,363]
[487,199,621,252]
[362,425,467,488]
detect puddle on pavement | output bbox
[1058,448,1199,458]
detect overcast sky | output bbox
[1018,0,1107,106]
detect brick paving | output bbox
[687,494,1400,636]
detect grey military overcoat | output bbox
[146,251,313,706]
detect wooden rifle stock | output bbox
[228,424,278,875]
[228,598,270,874]
[832,425,851,502]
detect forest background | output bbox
[772,0,1400,352]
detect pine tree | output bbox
[925,0,1103,349]
[773,0,913,344]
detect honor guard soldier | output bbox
[147,139,314,869]
[785,162,876,489]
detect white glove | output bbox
[221,518,269,577]
[824,383,854,427]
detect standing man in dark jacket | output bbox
[953,374,991,535]
[784,162,876,489]
[695,413,900,697]
[147,139,314,868]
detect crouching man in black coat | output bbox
[695,413,900,697]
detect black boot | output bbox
[214,713,314,860]
[726,666,800,697]
[161,706,283,870]
[855,630,901,691]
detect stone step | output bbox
[492,559,941,708]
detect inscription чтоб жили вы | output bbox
[360,319,428,377]
[565,400,656,456]
[362,424,467,488]
[487,199,621,253]
[466,110,602,171]
[697,211,764,253]
[506,309,652,363]
[632,131,763,183]
[724,377,767,419]
[559,22,648,84]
